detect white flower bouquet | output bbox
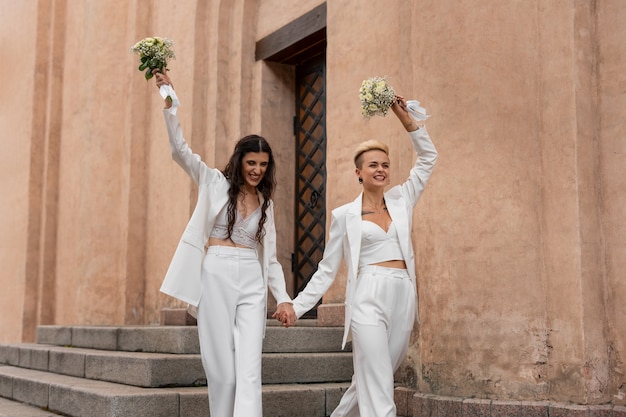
[130,36,175,80]
[359,76,397,118]
[359,76,431,122]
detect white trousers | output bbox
[197,246,266,417]
[331,265,416,417]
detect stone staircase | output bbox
[0,320,354,417]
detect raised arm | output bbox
[391,95,438,206]
[391,95,420,132]
[154,69,174,109]
[154,70,216,185]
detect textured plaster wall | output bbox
[0,1,38,343]
[0,0,624,406]
[257,0,324,39]
[598,0,626,405]
[56,1,131,327]
[403,0,625,405]
[321,0,625,405]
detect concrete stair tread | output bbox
[1,343,353,387]
[35,324,350,354]
[0,343,205,388]
[0,365,350,417]
[0,396,61,417]
[36,326,201,354]
[0,324,355,416]
[0,364,182,417]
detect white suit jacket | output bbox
[159,109,291,309]
[292,126,438,348]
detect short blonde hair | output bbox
[353,140,389,167]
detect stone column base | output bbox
[159,308,197,326]
[316,303,345,326]
[402,391,626,417]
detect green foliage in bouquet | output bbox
[130,37,175,80]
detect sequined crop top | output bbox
[359,221,404,268]
[209,204,261,248]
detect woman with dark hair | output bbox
[153,70,295,417]
[222,134,276,243]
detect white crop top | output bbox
[209,204,261,248]
[359,221,404,268]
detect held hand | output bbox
[272,304,289,326]
[391,95,408,114]
[391,95,419,132]
[153,68,173,88]
[273,302,297,328]
[153,68,174,108]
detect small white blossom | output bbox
[359,76,396,118]
[130,36,176,80]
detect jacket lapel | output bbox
[346,193,363,275]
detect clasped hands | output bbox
[273,302,297,328]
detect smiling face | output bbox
[241,151,270,189]
[356,149,391,188]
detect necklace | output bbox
[361,200,387,216]
[238,188,258,218]
[240,187,256,198]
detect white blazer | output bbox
[158,110,291,309]
[292,126,438,348]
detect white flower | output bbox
[359,76,396,118]
[130,36,176,80]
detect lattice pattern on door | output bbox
[294,55,326,305]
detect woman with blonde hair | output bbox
[277,95,438,417]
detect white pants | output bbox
[332,265,416,417]
[197,246,266,417]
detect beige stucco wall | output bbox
[0,1,38,343]
[0,0,624,406]
[599,0,626,404]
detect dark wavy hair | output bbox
[222,134,276,243]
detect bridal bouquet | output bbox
[359,76,431,122]
[359,76,396,118]
[130,36,176,80]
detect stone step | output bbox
[0,365,349,417]
[35,323,350,354]
[0,344,353,387]
[0,344,205,388]
[262,352,353,384]
[265,326,351,353]
[0,396,60,417]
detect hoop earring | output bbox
[358,177,363,184]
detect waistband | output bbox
[358,265,409,279]
[207,245,257,258]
